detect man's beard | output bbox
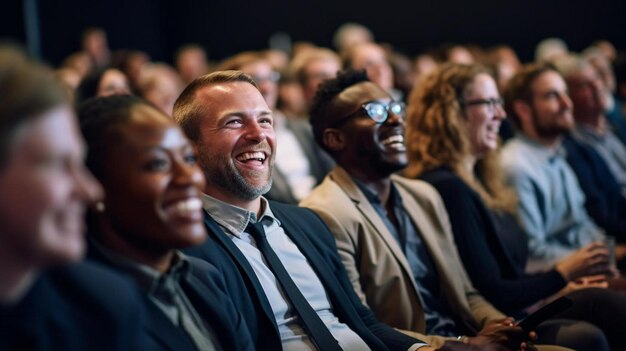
[531,108,573,140]
[198,146,273,201]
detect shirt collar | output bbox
[517,133,567,163]
[201,193,281,237]
[91,240,189,294]
[352,177,403,209]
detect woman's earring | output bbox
[95,201,105,213]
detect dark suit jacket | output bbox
[184,201,423,351]
[265,119,334,204]
[562,134,626,238]
[0,261,145,351]
[88,247,254,351]
[420,167,567,316]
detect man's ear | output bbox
[513,99,532,130]
[322,128,345,152]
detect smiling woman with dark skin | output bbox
[78,95,254,351]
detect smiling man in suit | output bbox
[173,70,434,351]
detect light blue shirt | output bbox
[202,194,370,351]
[501,135,605,273]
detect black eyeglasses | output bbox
[460,98,504,113]
[333,101,406,127]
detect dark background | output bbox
[2,0,625,67]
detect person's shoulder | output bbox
[49,261,140,307]
[500,138,537,174]
[52,260,134,290]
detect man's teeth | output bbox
[381,135,404,145]
[236,152,266,162]
[170,198,202,215]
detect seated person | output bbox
[78,95,254,351]
[405,62,626,351]
[499,64,612,273]
[0,45,145,350]
[173,70,430,350]
[300,69,555,350]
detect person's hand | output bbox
[555,242,609,280]
[465,318,531,350]
[560,274,609,295]
[615,244,626,261]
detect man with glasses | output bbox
[301,70,533,350]
[219,52,331,204]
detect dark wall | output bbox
[2,0,625,66]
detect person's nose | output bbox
[75,166,104,205]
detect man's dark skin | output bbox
[318,78,536,351]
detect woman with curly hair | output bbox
[404,63,626,351]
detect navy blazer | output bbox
[185,201,423,351]
[88,247,254,351]
[562,134,626,238]
[0,261,145,351]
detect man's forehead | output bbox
[533,71,565,91]
[195,82,269,118]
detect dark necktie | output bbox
[246,221,343,351]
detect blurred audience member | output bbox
[0,44,145,351]
[75,68,131,105]
[501,63,612,272]
[554,56,626,191]
[342,42,400,99]
[54,67,82,103]
[61,51,94,79]
[112,50,151,92]
[592,40,617,62]
[82,27,111,69]
[535,38,568,63]
[137,63,184,116]
[388,49,416,101]
[291,47,341,111]
[175,44,209,85]
[332,22,374,53]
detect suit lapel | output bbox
[142,295,197,351]
[202,214,278,331]
[270,206,347,304]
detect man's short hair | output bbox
[78,95,147,178]
[0,44,67,169]
[504,63,559,129]
[309,69,369,152]
[290,48,340,86]
[172,70,257,142]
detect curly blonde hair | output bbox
[404,63,517,213]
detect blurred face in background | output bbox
[0,106,102,267]
[349,43,394,92]
[97,69,131,97]
[461,73,506,157]
[240,60,279,110]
